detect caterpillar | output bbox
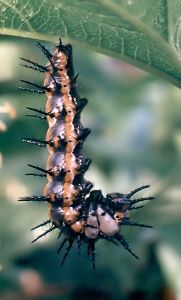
[19,39,154,269]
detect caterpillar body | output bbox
[19,39,154,269]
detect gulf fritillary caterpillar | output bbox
[19,39,154,269]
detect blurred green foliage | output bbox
[0,1,181,298]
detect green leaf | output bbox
[0,0,181,87]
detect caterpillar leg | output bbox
[20,79,48,91]
[19,195,49,202]
[100,233,119,246]
[115,233,139,260]
[20,57,48,72]
[130,196,155,206]
[32,225,56,243]
[127,185,150,198]
[36,42,52,60]
[22,137,49,147]
[26,114,46,120]
[31,220,51,231]
[18,86,44,93]
[26,106,50,116]
[121,219,153,229]
[57,238,68,254]
[60,239,74,266]
[87,241,96,270]
[25,173,46,177]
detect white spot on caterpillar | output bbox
[97,206,119,237]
